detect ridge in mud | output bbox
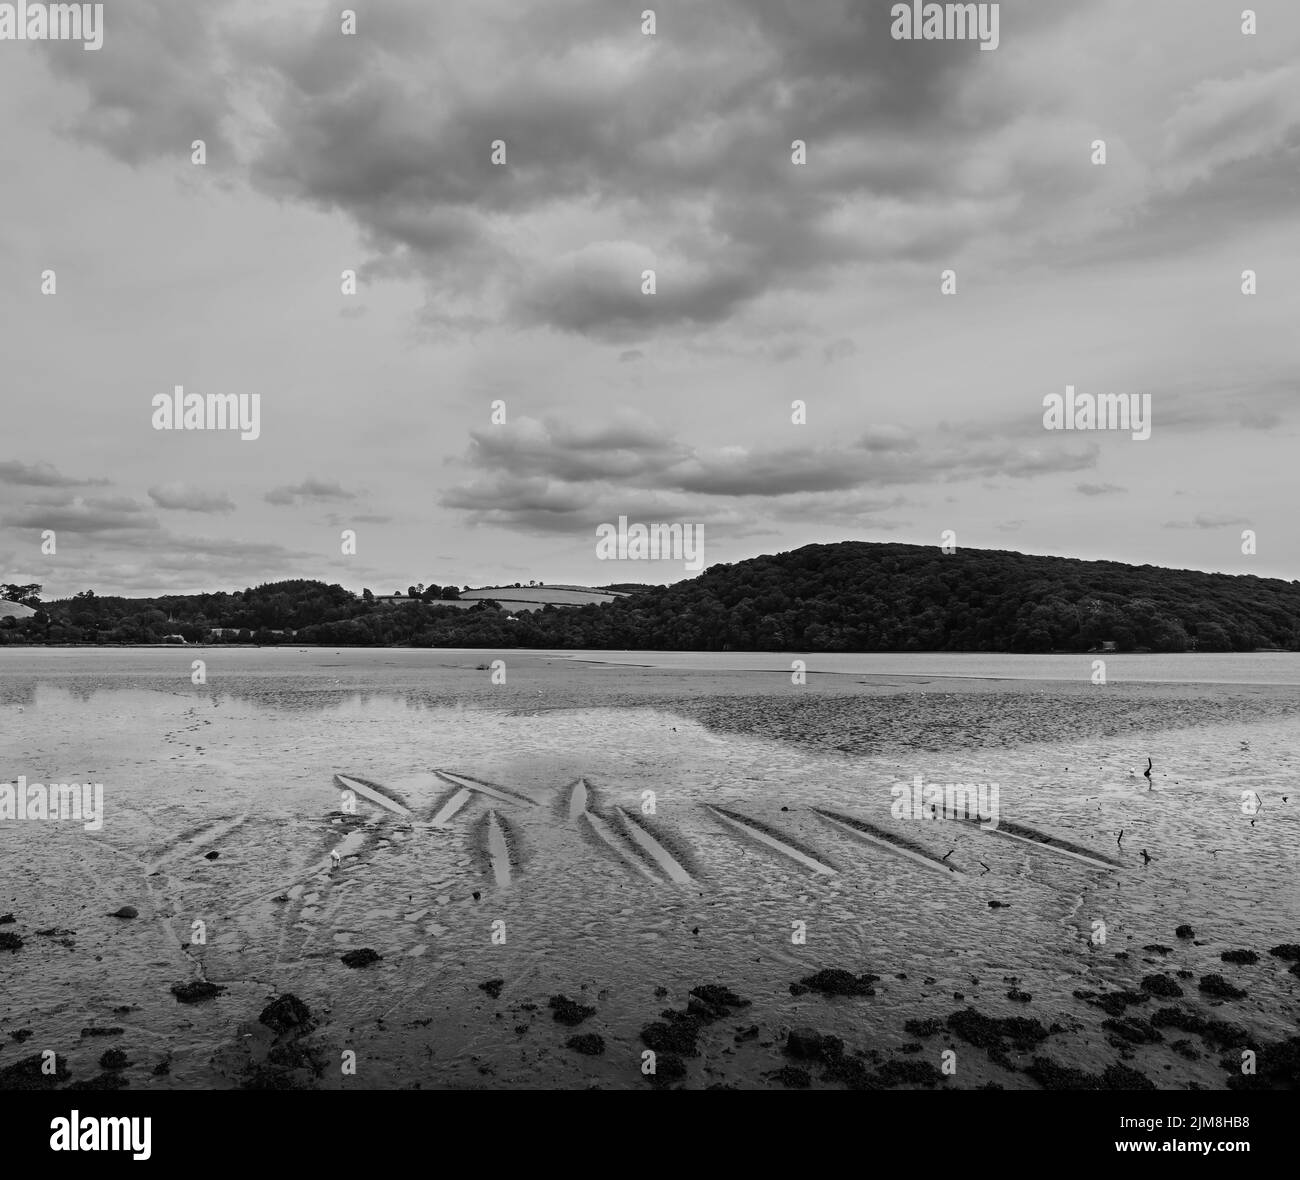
[581,809,659,881]
[615,808,696,885]
[477,809,518,889]
[428,785,475,828]
[434,769,538,807]
[966,817,1121,869]
[333,774,413,818]
[705,805,837,875]
[812,808,960,875]
[566,777,589,820]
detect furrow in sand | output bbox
[485,811,513,888]
[705,806,837,875]
[583,811,659,881]
[334,774,413,818]
[976,822,1121,870]
[430,788,474,828]
[813,808,960,875]
[145,813,249,874]
[568,777,588,820]
[435,769,538,806]
[615,808,693,884]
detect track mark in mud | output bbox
[334,774,412,818]
[483,811,514,889]
[434,770,538,807]
[813,808,961,875]
[429,788,474,828]
[568,778,589,820]
[582,811,659,881]
[705,806,838,875]
[145,814,249,874]
[615,808,694,884]
[963,817,1121,870]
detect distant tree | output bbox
[1,583,42,607]
[362,588,374,602]
[441,586,460,600]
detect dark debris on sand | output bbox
[1223,1037,1300,1090]
[80,1027,124,1039]
[1150,1007,1248,1049]
[548,994,596,1026]
[646,1052,687,1087]
[1198,974,1247,1000]
[794,968,879,997]
[1268,943,1300,962]
[259,994,314,1036]
[687,983,751,1022]
[0,1053,70,1090]
[904,1017,946,1038]
[771,1065,811,1088]
[640,1010,701,1056]
[0,913,14,924]
[0,931,23,952]
[478,979,504,1000]
[1025,1057,1154,1090]
[1075,988,1150,1017]
[171,980,225,1004]
[1175,924,1195,940]
[1220,949,1259,965]
[947,1008,1053,1054]
[785,1027,844,1062]
[565,1033,605,1056]
[108,906,138,920]
[340,948,382,968]
[98,1049,130,1071]
[1140,974,1184,998]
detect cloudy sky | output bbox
[1,0,1297,599]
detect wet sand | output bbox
[1,649,1297,1090]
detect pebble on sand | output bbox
[340,948,383,968]
[108,906,139,920]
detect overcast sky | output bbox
[2,0,1297,599]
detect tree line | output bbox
[2,543,1298,652]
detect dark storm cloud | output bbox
[0,459,109,488]
[5,495,158,534]
[441,412,1099,527]
[40,0,1099,339]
